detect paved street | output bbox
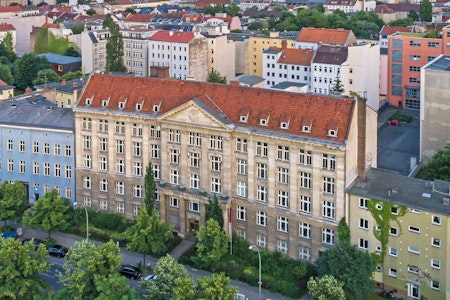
[18,226,301,300]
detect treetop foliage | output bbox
[418,142,450,181]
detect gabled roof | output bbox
[297,27,352,45]
[312,45,348,65]
[374,3,419,13]
[124,13,154,22]
[0,23,15,31]
[76,74,356,144]
[0,6,23,12]
[149,30,194,43]
[379,25,412,35]
[180,13,205,23]
[277,48,315,65]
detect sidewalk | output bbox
[18,226,304,300]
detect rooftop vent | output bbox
[443,197,449,205]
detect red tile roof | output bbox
[0,6,23,12]
[0,23,15,31]
[124,13,154,23]
[380,25,411,35]
[276,48,315,65]
[149,30,194,43]
[77,74,355,143]
[374,4,419,13]
[180,13,205,23]
[297,27,351,45]
[196,0,230,9]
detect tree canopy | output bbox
[418,142,450,181]
[207,70,227,84]
[315,242,376,299]
[196,272,238,300]
[103,14,126,73]
[0,181,27,225]
[307,275,346,300]
[205,194,224,229]
[419,0,432,22]
[14,53,50,90]
[0,238,50,300]
[144,162,156,215]
[22,189,71,238]
[0,63,13,85]
[32,69,59,86]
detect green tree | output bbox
[425,28,438,38]
[172,276,197,300]
[125,7,137,14]
[120,208,173,267]
[207,70,227,84]
[226,2,242,17]
[64,46,81,57]
[33,68,59,86]
[307,275,346,300]
[69,25,85,34]
[248,22,265,30]
[144,162,156,214]
[316,242,376,299]
[0,42,17,64]
[86,8,96,15]
[103,14,126,72]
[203,4,224,16]
[14,53,50,90]
[419,0,432,22]
[407,9,419,21]
[193,218,229,272]
[22,189,71,238]
[388,17,413,27]
[0,181,27,225]
[2,32,14,55]
[205,194,224,229]
[337,217,350,244]
[196,272,238,300]
[417,142,450,181]
[61,70,88,81]
[142,254,189,299]
[330,76,344,94]
[0,63,13,85]
[58,240,138,299]
[0,238,50,300]
[327,10,349,29]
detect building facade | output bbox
[122,27,156,77]
[206,34,236,82]
[74,74,377,261]
[81,30,109,73]
[0,96,75,204]
[348,168,450,300]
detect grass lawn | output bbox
[388,113,412,123]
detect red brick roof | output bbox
[180,13,205,22]
[124,13,154,23]
[77,74,355,143]
[276,48,315,65]
[297,27,352,45]
[0,6,23,12]
[380,25,411,35]
[149,30,194,43]
[0,23,15,31]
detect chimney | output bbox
[25,87,32,94]
[61,79,66,85]
[357,96,367,180]
[73,81,78,88]
[281,40,287,50]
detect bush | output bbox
[91,211,130,232]
[388,113,412,123]
[44,237,57,246]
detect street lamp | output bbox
[74,202,89,241]
[249,245,261,300]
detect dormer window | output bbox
[102,100,108,107]
[240,116,247,122]
[85,98,91,105]
[153,105,159,112]
[260,119,267,126]
[280,122,289,129]
[302,125,311,133]
[136,103,142,111]
[328,129,337,137]
[118,102,125,109]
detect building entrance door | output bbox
[189,219,199,237]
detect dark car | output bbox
[22,238,44,250]
[47,244,68,258]
[2,231,18,239]
[118,265,142,280]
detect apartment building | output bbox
[122,27,157,77]
[74,74,377,261]
[228,33,250,76]
[35,78,87,108]
[296,27,357,50]
[387,25,450,109]
[420,55,450,162]
[81,29,109,73]
[248,32,297,77]
[323,0,376,13]
[262,41,314,89]
[0,96,75,204]
[348,168,450,300]
[206,34,236,82]
[148,30,208,81]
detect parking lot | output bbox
[377,108,420,176]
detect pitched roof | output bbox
[0,23,15,31]
[0,6,23,12]
[149,30,194,43]
[124,13,154,22]
[313,45,348,65]
[196,0,230,9]
[374,3,419,13]
[76,74,356,144]
[379,25,412,35]
[276,48,315,65]
[180,13,205,23]
[297,27,352,45]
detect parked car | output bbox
[143,274,158,281]
[22,238,43,250]
[2,231,18,239]
[388,119,400,126]
[118,265,142,280]
[47,244,68,258]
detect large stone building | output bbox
[348,168,450,300]
[420,55,450,162]
[74,74,377,261]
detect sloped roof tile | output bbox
[297,27,351,45]
[149,30,194,43]
[313,45,348,65]
[0,23,15,31]
[277,48,315,65]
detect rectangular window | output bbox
[322,154,336,170]
[277,190,289,208]
[44,143,50,154]
[409,55,420,61]
[170,197,179,208]
[133,184,142,198]
[299,246,310,261]
[299,149,312,165]
[83,136,91,149]
[151,144,160,159]
[115,182,124,195]
[408,265,420,274]
[83,176,91,189]
[33,142,39,153]
[150,125,161,139]
[133,142,142,156]
[190,152,200,168]
[389,268,397,277]
[236,138,248,153]
[84,155,91,168]
[323,177,335,194]
[359,218,369,230]
[322,228,334,245]
[54,144,60,155]
[257,234,267,248]
[300,172,311,189]
[278,167,289,184]
[237,159,247,175]
[237,206,246,221]
[256,142,268,157]
[153,164,160,179]
[65,145,71,157]
[277,145,289,161]
[170,169,179,185]
[211,177,221,193]
[359,238,369,250]
[133,162,142,176]
[99,119,108,132]
[431,259,441,269]
[82,117,92,130]
[210,135,223,150]
[237,181,247,197]
[408,226,420,233]
[299,222,311,239]
[408,246,420,254]
[299,195,311,213]
[257,163,267,179]
[115,121,125,134]
[428,41,439,48]
[54,164,60,177]
[389,247,398,257]
[278,240,288,254]
[19,160,25,173]
[432,215,441,225]
[132,123,143,136]
[7,139,13,151]
[116,202,125,214]
[116,140,124,154]
[100,200,108,210]
[390,227,398,236]
[84,196,92,207]
[257,211,267,227]
[189,132,202,146]
[170,149,180,164]
[257,185,267,202]
[188,201,199,212]
[33,162,39,175]
[7,159,13,172]
[100,179,108,192]
[322,201,335,219]
[190,173,200,189]
[116,159,124,173]
[431,280,440,291]
[18,140,25,152]
[211,156,222,172]
[169,129,181,143]
[432,237,441,247]
[409,40,421,46]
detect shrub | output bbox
[388,113,412,123]
[91,211,130,232]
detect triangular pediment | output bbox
[159,99,232,130]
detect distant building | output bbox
[37,53,82,76]
[81,30,109,73]
[296,27,357,50]
[0,79,14,100]
[323,0,376,13]
[0,23,15,53]
[0,95,75,205]
[122,26,157,77]
[35,78,87,108]
[206,34,235,82]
